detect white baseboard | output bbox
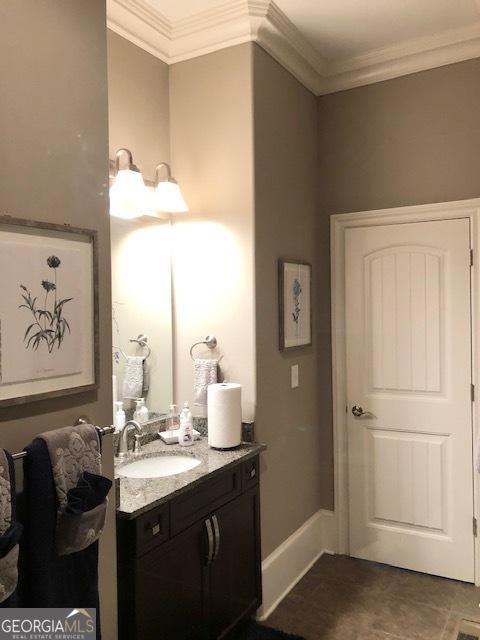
[320,508,336,555]
[256,509,336,621]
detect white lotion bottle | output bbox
[178,402,194,447]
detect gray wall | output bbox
[318,58,480,214]
[0,3,115,637]
[317,57,480,508]
[107,29,170,182]
[253,45,331,553]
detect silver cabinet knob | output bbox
[351,405,367,417]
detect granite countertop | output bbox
[115,436,266,519]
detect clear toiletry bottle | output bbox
[178,402,194,447]
[167,404,180,430]
[134,398,149,424]
[114,401,126,433]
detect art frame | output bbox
[278,259,312,351]
[0,215,99,407]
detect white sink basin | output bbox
[118,455,201,479]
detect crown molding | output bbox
[107,0,171,62]
[107,0,480,95]
[253,1,326,94]
[169,0,259,63]
[319,21,480,94]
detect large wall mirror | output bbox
[110,216,173,419]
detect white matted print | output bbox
[279,260,312,350]
[0,219,98,406]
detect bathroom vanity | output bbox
[115,438,264,640]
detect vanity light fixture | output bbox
[109,148,150,219]
[153,163,189,214]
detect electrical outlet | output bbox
[291,364,299,389]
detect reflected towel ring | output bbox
[113,335,151,361]
[190,336,218,361]
[130,334,152,360]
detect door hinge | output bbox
[474,517,478,537]
[471,249,474,267]
[471,384,475,402]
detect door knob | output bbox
[351,405,367,417]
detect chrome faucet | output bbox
[117,420,142,458]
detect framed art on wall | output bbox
[0,216,99,407]
[278,259,312,351]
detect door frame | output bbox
[331,197,480,582]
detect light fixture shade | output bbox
[154,180,189,214]
[110,168,150,219]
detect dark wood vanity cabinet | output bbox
[117,455,261,640]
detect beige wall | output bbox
[107,31,173,414]
[107,30,170,182]
[316,58,480,508]
[0,3,116,638]
[169,44,256,418]
[253,45,330,554]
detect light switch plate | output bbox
[291,364,299,388]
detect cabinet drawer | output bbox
[134,503,170,555]
[241,456,259,491]
[171,468,241,536]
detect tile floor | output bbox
[265,554,480,640]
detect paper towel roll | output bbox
[207,382,242,449]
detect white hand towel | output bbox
[193,358,218,406]
[122,356,144,400]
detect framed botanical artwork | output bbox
[278,259,312,351]
[0,216,99,407]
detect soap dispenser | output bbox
[134,398,149,424]
[167,404,180,430]
[114,401,126,433]
[178,402,194,447]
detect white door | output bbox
[345,218,474,581]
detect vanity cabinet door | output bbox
[134,518,209,640]
[208,487,262,639]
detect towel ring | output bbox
[190,335,217,361]
[130,334,152,360]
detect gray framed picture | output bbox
[0,216,99,407]
[279,259,312,351]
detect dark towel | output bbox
[0,450,23,608]
[65,472,112,515]
[22,438,102,639]
[0,523,22,559]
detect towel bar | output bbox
[11,423,116,461]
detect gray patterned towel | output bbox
[0,451,12,536]
[39,425,107,556]
[122,355,144,399]
[193,358,218,405]
[39,424,101,509]
[0,449,19,604]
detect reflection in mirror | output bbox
[110,216,173,420]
